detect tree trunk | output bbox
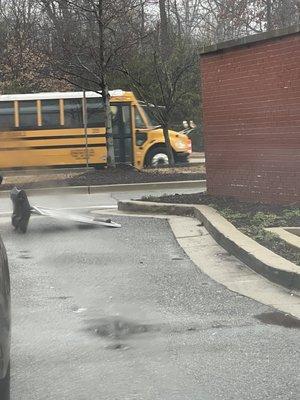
[162,124,175,167]
[140,0,145,51]
[102,83,116,167]
[96,0,115,167]
[159,0,170,56]
[266,0,273,31]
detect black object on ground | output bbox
[10,187,31,233]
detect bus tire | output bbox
[145,147,169,167]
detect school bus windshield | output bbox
[139,104,162,127]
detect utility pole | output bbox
[82,90,91,194]
[83,90,89,172]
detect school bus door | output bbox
[111,103,133,165]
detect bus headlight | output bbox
[176,141,188,150]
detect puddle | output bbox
[86,317,159,339]
[255,312,300,329]
[85,317,236,340]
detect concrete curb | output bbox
[118,200,300,290]
[0,180,206,197]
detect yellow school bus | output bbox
[0,90,191,170]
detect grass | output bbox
[142,192,300,265]
[215,206,300,266]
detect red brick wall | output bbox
[200,33,300,204]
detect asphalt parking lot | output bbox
[1,212,299,400]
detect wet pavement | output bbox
[0,214,299,399]
[254,311,300,329]
[0,186,203,215]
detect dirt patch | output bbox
[0,165,205,190]
[142,192,300,265]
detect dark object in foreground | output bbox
[10,187,121,233]
[10,187,31,233]
[0,235,11,400]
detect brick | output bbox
[200,30,300,204]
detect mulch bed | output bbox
[0,165,205,191]
[143,192,300,215]
[143,192,300,265]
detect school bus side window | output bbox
[19,101,38,128]
[41,99,60,127]
[87,98,105,127]
[64,99,83,128]
[0,102,15,130]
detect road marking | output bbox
[44,205,118,210]
[0,205,117,217]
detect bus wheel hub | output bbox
[151,153,169,167]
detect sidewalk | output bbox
[190,152,205,164]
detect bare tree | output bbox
[39,0,142,167]
[199,0,300,42]
[122,3,198,167]
[0,0,39,92]
[159,0,170,52]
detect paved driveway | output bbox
[0,186,203,215]
[0,214,299,400]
